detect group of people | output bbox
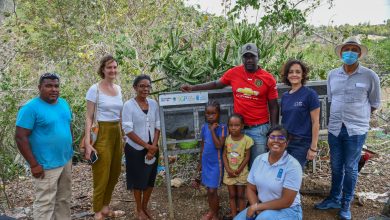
[181,37,380,220]
[82,56,160,220]
[15,55,161,220]
[181,44,314,220]
[14,36,380,220]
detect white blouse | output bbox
[86,84,123,122]
[122,98,161,150]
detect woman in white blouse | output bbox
[122,74,160,220]
[84,55,124,219]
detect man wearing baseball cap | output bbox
[315,37,381,220]
[181,43,279,167]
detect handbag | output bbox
[80,83,100,153]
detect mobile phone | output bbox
[88,151,98,164]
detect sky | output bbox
[185,0,390,26]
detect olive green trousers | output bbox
[92,121,123,212]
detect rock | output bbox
[171,178,184,188]
[71,211,92,219]
[383,197,390,217]
[23,207,31,216]
[6,206,32,219]
[0,215,16,220]
[357,197,365,206]
[367,216,390,220]
[9,213,27,219]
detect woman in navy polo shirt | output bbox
[234,125,303,220]
[280,59,320,168]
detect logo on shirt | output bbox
[236,87,259,96]
[293,101,303,107]
[276,168,283,181]
[255,79,263,87]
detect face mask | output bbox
[341,51,359,65]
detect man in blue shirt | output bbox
[315,37,381,220]
[15,73,73,220]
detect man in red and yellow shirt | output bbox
[181,43,279,166]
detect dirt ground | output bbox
[2,144,389,220]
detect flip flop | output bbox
[107,210,125,218]
[94,212,105,220]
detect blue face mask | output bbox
[341,51,359,65]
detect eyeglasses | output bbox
[269,135,287,142]
[137,84,152,89]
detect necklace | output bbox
[244,68,258,81]
[245,70,255,81]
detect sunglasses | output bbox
[268,135,287,142]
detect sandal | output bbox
[94,212,105,220]
[107,210,125,218]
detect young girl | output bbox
[223,114,253,219]
[199,101,227,220]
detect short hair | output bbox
[97,55,117,79]
[229,113,244,124]
[133,74,152,87]
[281,59,309,86]
[266,125,289,139]
[39,72,60,85]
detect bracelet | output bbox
[245,203,258,219]
[309,148,319,152]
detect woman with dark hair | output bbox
[280,59,320,168]
[234,125,303,220]
[84,55,125,219]
[122,74,160,220]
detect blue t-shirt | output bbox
[281,86,320,139]
[16,97,73,170]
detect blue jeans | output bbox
[328,125,367,205]
[244,124,270,168]
[234,205,302,220]
[287,138,311,169]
